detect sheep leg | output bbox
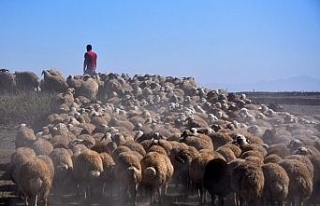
[84,185,91,201]
[232,193,238,206]
[218,196,224,206]
[132,184,138,205]
[157,185,162,202]
[210,194,217,206]
[198,188,204,205]
[29,195,37,206]
[42,190,50,206]
[24,196,29,206]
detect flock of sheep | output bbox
[2,68,320,206]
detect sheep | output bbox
[171,146,199,196]
[216,146,237,162]
[293,146,320,205]
[122,140,146,157]
[240,150,265,162]
[72,149,104,200]
[179,128,214,151]
[9,147,36,186]
[240,143,267,160]
[264,153,282,164]
[67,75,100,100]
[108,117,135,132]
[147,144,168,156]
[189,151,224,204]
[41,69,68,93]
[0,70,15,91]
[115,151,142,204]
[278,158,313,205]
[14,71,40,91]
[49,148,74,194]
[208,131,233,149]
[217,143,242,158]
[111,145,132,162]
[49,133,75,149]
[267,143,291,158]
[15,124,37,148]
[18,156,54,206]
[203,158,232,206]
[36,155,55,183]
[30,138,54,156]
[54,88,75,109]
[231,161,265,206]
[285,154,314,181]
[140,151,173,203]
[76,134,96,149]
[185,116,209,130]
[99,152,115,195]
[145,139,172,156]
[262,162,289,205]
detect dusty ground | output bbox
[1,101,320,206]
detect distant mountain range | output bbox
[202,75,320,92]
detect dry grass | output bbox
[0,91,58,131]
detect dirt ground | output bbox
[1,103,320,206]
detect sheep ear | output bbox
[307,149,313,155]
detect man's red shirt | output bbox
[84,51,97,70]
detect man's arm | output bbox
[83,54,87,73]
[83,59,87,73]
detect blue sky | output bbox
[1,1,319,90]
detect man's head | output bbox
[86,44,92,51]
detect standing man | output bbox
[83,44,97,76]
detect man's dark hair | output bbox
[86,44,92,51]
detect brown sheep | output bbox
[264,154,282,164]
[179,128,214,151]
[14,71,40,91]
[72,149,104,200]
[111,145,132,163]
[215,147,237,162]
[30,138,54,156]
[0,70,15,91]
[294,146,320,205]
[140,151,173,203]
[189,151,222,204]
[208,131,233,149]
[9,147,37,185]
[67,75,100,100]
[49,148,74,194]
[15,124,37,148]
[122,141,146,157]
[41,69,68,93]
[231,161,265,206]
[262,162,289,205]
[279,158,313,205]
[217,143,242,158]
[99,152,116,195]
[18,156,54,206]
[115,151,142,204]
[171,145,199,195]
